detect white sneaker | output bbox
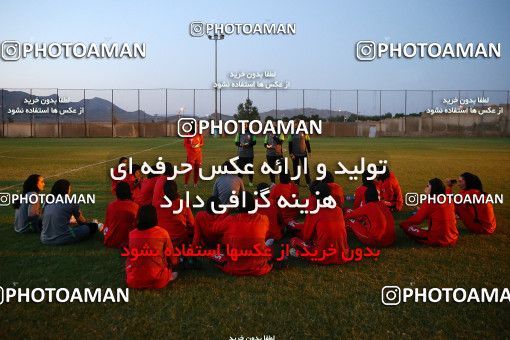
[170,272,178,281]
[289,248,298,257]
[265,238,274,247]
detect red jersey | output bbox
[125,226,176,289]
[184,134,204,162]
[256,197,283,240]
[327,182,345,208]
[111,168,135,196]
[103,199,139,248]
[156,197,195,245]
[376,172,403,211]
[192,210,228,246]
[135,176,158,206]
[344,201,395,247]
[269,182,300,224]
[219,213,272,276]
[353,185,368,209]
[448,188,496,234]
[301,206,349,265]
[152,176,168,208]
[400,201,458,246]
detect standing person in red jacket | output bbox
[400,178,458,247]
[103,182,139,248]
[269,172,300,228]
[217,192,273,276]
[290,182,349,265]
[376,166,403,212]
[111,157,135,196]
[446,172,496,234]
[156,179,194,247]
[353,171,375,209]
[256,183,284,241]
[344,183,395,247]
[126,205,178,289]
[183,122,204,188]
[192,196,228,248]
[323,171,344,208]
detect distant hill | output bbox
[1,90,151,122]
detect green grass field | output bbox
[0,137,509,339]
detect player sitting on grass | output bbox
[352,170,374,209]
[13,174,45,233]
[212,160,245,204]
[135,166,159,206]
[111,156,135,196]
[269,172,300,231]
[130,163,143,205]
[290,181,349,265]
[256,182,284,241]
[344,184,395,247]
[103,181,139,249]
[323,171,345,208]
[192,196,228,248]
[376,166,403,212]
[41,179,99,245]
[446,172,496,235]
[215,192,273,276]
[125,205,178,289]
[156,179,194,247]
[152,161,173,208]
[400,178,459,247]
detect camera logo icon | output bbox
[356,40,376,61]
[405,192,419,207]
[381,286,401,306]
[189,22,205,37]
[0,193,11,207]
[1,40,21,61]
[178,118,197,138]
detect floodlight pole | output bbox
[208,33,224,137]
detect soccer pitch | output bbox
[0,137,509,338]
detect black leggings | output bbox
[237,157,254,182]
[266,155,283,183]
[292,155,311,185]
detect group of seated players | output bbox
[12,156,497,289]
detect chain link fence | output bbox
[1,88,508,137]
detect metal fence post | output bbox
[111,90,114,138]
[302,89,305,116]
[219,88,222,121]
[165,89,168,137]
[138,89,141,137]
[458,90,461,133]
[379,90,382,133]
[193,89,196,117]
[356,89,359,116]
[56,88,60,138]
[275,89,278,119]
[83,89,87,137]
[404,90,407,135]
[431,90,434,134]
[1,89,4,137]
[30,88,33,137]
